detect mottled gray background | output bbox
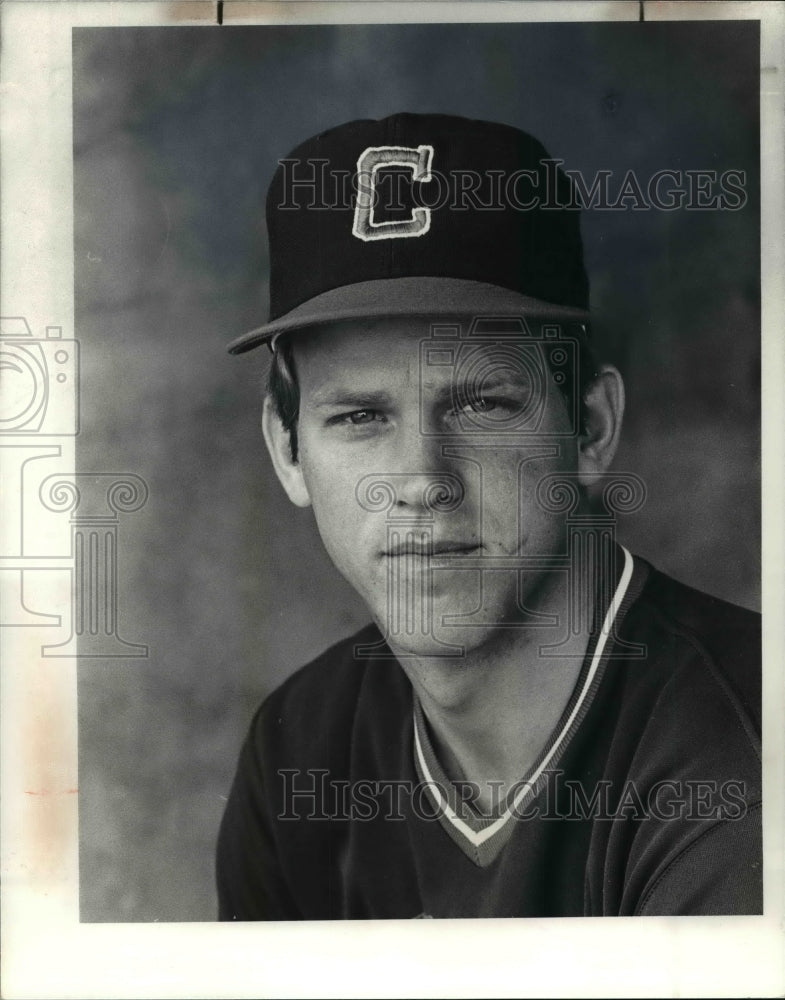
[73,21,760,921]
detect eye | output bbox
[455,395,518,417]
[326,408,387,428]
[346,409,380,425]
[462,397,497,414]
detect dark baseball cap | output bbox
[227,112,589,354]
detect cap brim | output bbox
[226,277,590,354]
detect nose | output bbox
[394,415,458,510]
[355,423,465,517]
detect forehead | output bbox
[288,315,554,386]
[290,316,446,370]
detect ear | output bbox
[261,397,312,508]
[577,364,625,486]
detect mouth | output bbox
[383,541,481,558]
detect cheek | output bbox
[479,442,577,505]
[298,421,387,517]
[298,446,371,557]
[301,462,354,521]
[474,446,576,552]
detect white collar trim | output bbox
[413,545,636,848]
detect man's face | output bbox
[289,316,581,658]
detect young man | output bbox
[217,113,761,919]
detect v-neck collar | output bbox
[411,545,648,867]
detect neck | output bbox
[391,569,595,808]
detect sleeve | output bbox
[215,709,302,921]
[635,804,763,916]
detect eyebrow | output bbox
[310,373,535,408]
[310,389,395,409]
[424,373,535,398]
[457,373,533,391]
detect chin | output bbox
[384,631,471,662]
[374,609,503,662]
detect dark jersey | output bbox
[216,550,762,919]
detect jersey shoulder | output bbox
[634,563,761,735]
[249,622,400,770]
[607,562,763,915]
[263,623,378,710]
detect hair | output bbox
[267,323,600,463]
[267,335,302,460]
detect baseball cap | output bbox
[227,112,589,354]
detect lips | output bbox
[384,540,480,557]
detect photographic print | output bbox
[2,2,784,997]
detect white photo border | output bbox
[1,1,783,998]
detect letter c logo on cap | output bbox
[353,144,434,241]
